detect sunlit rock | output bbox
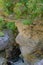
[15,21,43,64]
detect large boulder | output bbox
[15,20,43,64]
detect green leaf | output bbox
[7,22,16,30]
[0,32,4,37]
[22,19,32,25]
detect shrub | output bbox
[14,0,43,24]
[6,22,17,31]
[3,0,14,14]
[0,17,4,30]
[0,17,17,31]
[22,19,32,25]
[1,0,43,25]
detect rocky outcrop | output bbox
[15,20,43,64]
[0,29,15,59]
[0,29,14,50]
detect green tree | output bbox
[3,0,14,14]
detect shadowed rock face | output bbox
[0,29,14,50]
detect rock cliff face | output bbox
[15,20,43,64]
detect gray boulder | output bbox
[0,29,14,50]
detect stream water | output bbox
[7,57,25,65]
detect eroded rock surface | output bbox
[15,20,43,64]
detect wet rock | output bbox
[0,57,7,65]
[34,59,43,65]
[7,57,25,65]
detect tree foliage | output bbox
[0,17,17,31]
[3,0,14,14]
[6,22,17,31]
[0,17,4,30]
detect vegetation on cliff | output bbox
[0,0,43,25]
